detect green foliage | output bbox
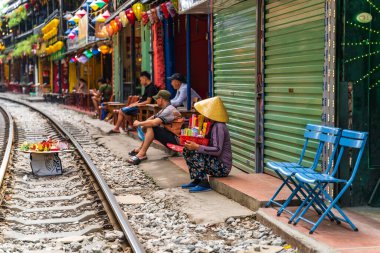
[7,5,27,28]
[12,35,38,58]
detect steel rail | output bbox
[0,105,14,190]
[0,97,145,253]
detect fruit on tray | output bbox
[19,140,68,152]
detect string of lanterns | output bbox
[69,45,109,64]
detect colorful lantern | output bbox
[106,24,114,37]
[102,10,110,19]
[126,8,135,25]
[166,1,176,17]
[84,49,93,59]
[151,8,159,23]
[132,2,143,21]
[156,6,164,21]
[64,13,73,20]
[76,9,86,18]
[95,0,106,9]
[92,47,100,55]
[65,28,72,35]
[72,27,79,35]
[119,11,128,27]
[110,20,119,34]
[96,14,105,22]
[56,41,64,50]
[114,17,122,30]
[90,2,99,11]
[86,0,93,5]
[99,45,110,54]
[73,15,80,23]
[160,3,170,19]
[70,57,77,63]
[78,55,89,64]
[68,19,76,26]
[97,25,109,38]
[142,12,149,26]
[68,32,76,40]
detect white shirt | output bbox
[170,83,201,108]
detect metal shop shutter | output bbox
[264,0,324,174]
[213,1,256,173]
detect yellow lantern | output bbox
[132,3,143,21]
[119,11,128,27]
[99,45,110,54]
[56,41,64,50]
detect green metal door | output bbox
[213,1,256,173]
[263,0,325,174]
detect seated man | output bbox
[91,78,112,116]
[74,78,88,93]
[169,73,201,108]
[127,90,182,165]
[109,71,158,133]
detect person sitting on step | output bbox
[169,73,201,108]
[127,90,183,165]
[108,71,158,134]
[181,96,232,193]
[91,78,112,117]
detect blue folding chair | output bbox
[290,130,368,234]
[266,125,341,219]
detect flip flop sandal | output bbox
[127,155,147,165]
[128,149,139,156]
[107,129,120,135]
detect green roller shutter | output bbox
[213,1,256,173]
[263,0,325,174]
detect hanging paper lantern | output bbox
[119,11,128,27]
[68,32,76,40]
[156,6,164,21]
[151,8,159,23]
[86,0,93,5]
[96,14,105,22]
[166,1,176,17]
[132,2,143,21]
[126,8,135,25]
[102,10,111,19]
[142,12,149,26]
[97,25,109,38]
[65,28,72,35]
[92,47,100,55]
[72,27,79,35]
[73,15,80,23]
[95,0,106,9]
[78,55,89,64]
[99,45,110,54]
[160,3,170,19]
[70,57,77,63]
[114,17,122,30]
[55,41,64,51]
[90,2,99,11]
[76,9,87,18]
[106,24,114,37]
[84,49,93,59]
[110,20,119,34]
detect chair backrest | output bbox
[299,124,341,169]
[332,130,368,182]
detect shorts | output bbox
[121,106,138,115]
[153,126,179,147]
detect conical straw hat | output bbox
[194,96,229,123]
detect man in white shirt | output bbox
[169,73,201,108]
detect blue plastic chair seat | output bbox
[267,161,302,171]
[296,172,347,184]
[278,166,316,177]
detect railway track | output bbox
[0,98,145,253]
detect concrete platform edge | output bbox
[256,209,337,253]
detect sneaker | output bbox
[189,185,212,193]
[181,181,198,189]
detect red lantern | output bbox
[142,12,149,25]
[160,3,170,19]
[114,17,122,30]
[110,20,119,33]
[106,24,114,37]
[126,8,135,25]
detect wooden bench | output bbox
[111,95,140,129]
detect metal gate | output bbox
[263,0,325,174]
[213,1,256,172]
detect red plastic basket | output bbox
[179,135,209,146]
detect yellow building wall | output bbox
[69,62,77,92]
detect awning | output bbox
[178,0,243,14]
[105,0,136,24]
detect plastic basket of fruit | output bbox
[179,136,209,146]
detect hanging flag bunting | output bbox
[119,11,128,27]
[132,2,143,21]
[102,10,111,19]
[126,8,136,25]
[160,3,170,19]
[90,2,99,11]
[73,15,80,23]
[156,6,164,21]
[92,47,100,55]
[65,28,72,35]
[68,32,76,40]
[76,9,86,18]
[84,49,93,59]
[86,0,93,5]
[70,57,77,63]
[96,14,105,22]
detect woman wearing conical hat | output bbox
[182,96,232,193]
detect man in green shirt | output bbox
[91,78,113,115]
